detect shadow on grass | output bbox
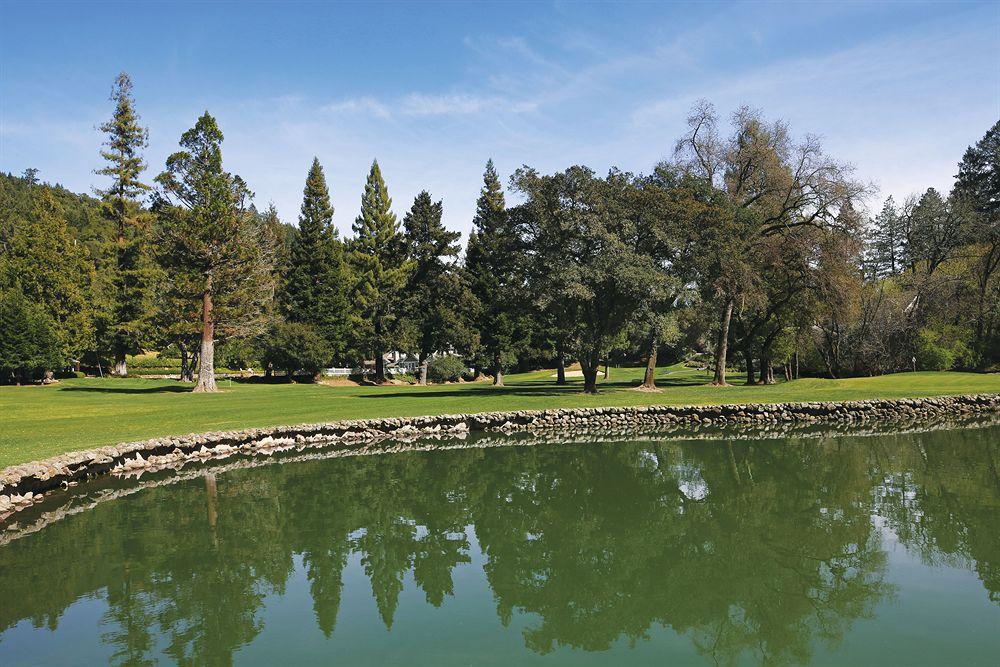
[59,385,191,394]
[353,377,714,400]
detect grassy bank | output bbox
[2,364,999,469]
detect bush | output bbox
[915,329,954,371]
[217,339,259,371]
[427,355,466,383]
[261,322,331,380]
[128,353,176,369]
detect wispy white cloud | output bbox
[400,92,536,116]
[2,2,994,237]
[320,92,537,119]
[321,96,392,119]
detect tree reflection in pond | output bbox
[0,425,998,665]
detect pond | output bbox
[1,423,998,665]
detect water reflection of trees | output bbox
[870,428,1000,601]
[0,426,998,665]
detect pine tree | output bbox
[0,288,62,384]
[869,197,906,278]
[955,120,1000,365]
[0,189,94,363]
[465,159,529,386]
[349,160,412,382]
[402,191,474,384]
[283,158,350,361]
[907,188,963,276]
[155,112,277,392]
[95,72,154,376]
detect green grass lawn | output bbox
[2,364,999,469]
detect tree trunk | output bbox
[492,352,504,387]
[179,342,195,383]
[581,351,600,394]
[603,363,610,380]
[556,347,566,385]
[761,355,775,385]
[112,220,127,379]
[641,338,657,390]
[743,349,756,386]
[793,351,799,380]
[112,353,127,377]
[374,349,385,384]
[712,298,734,386]
[973,245,1000,369]
[193,282,218,393]
[582,365,599,394]
[418,352,428,386]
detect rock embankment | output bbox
[3,393,999,519]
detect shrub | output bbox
[261,322,331,380]
[427,355,466,383]
[915,329,953,371]
[217,339,259,371]
[129,353,176,369]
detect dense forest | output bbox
[1,73,997,390]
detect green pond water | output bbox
[1,424,999,666]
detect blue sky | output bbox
[1,1,998,237]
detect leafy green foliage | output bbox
[0,187,95,359]
[914,327,973,371]
[426,355,466,383]
[262,321,332,379]
[514,166,671,392]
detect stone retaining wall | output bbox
[3,393,999,519]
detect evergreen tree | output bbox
[0,189,94,362]
[465,159,530,386]
[349,160,411,382]
[868,197,907,278]
[155,112,277,392]
[906,188,963,276]
[955,120,1000,365]
[95,72,154,376]
[402,191,475,385]
[0,288,62,384]
[284,158,350,361]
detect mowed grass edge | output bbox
[2,364,999,468]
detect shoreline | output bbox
[3,392,999,520]
[4,412,999,547]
